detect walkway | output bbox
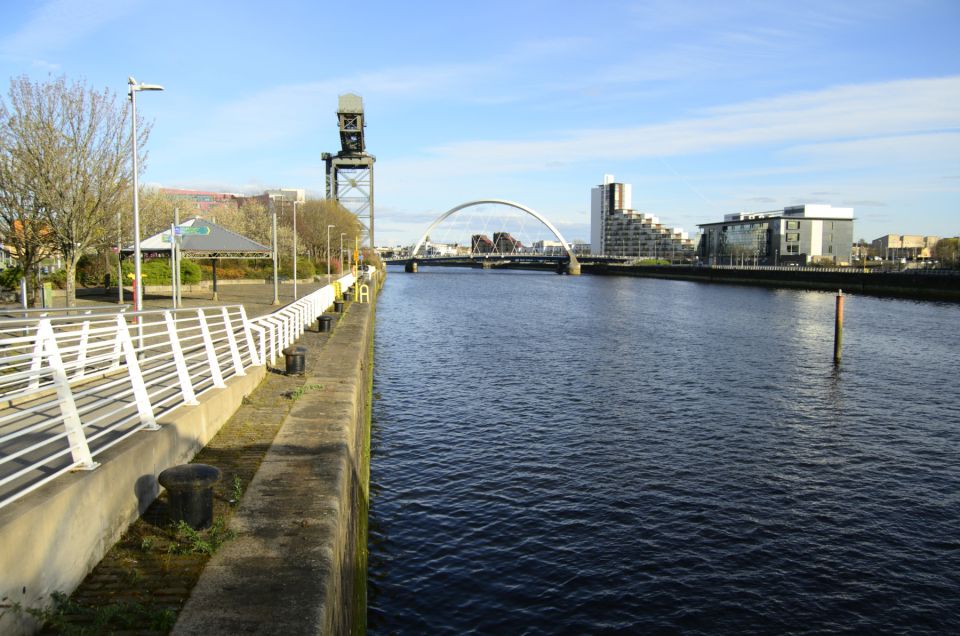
[1,277,372,634]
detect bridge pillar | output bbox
[404,260,418,273]
[482,260,493,270]
[567,261,581,276]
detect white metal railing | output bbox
[0,273,362,510]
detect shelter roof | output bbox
[125,218,271,259]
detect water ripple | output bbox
[369,269,960,634]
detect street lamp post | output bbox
[340,233,345,277]
[292,200,300,299]
[128,76,163,345]
[327,224,335,286]
[271,199,279,305]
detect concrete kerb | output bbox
[173,296,375,635]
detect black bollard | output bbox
[158,464,222,530]
[334,300,344,314]
[317,315,334,333]
[283,346,306,375]
[343,289,353,301]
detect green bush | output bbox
[43,269,67,289]
[121,258,201,285]
[77,253,111,287]
[279,257,316,279]
[0,266,23,291]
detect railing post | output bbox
[197,308,227,389]
[238,306,261,367]
[115,315,159,431]
[164,310,199,406]
[37,321,98,470]
[73,316,91,381]
[221,306,246,377]
[28,323,44,391]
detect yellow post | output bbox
[358,284,370,303]
[834,289,844,365]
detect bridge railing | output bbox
[0,273,358,510]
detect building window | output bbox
[828,245,833,254]
[786,233,800,242]
[786,221,800,230]
[786,245,799,254]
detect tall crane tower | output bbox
[322,93,376,248]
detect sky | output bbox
[0,0,958,247]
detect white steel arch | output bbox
[410,199,580,267]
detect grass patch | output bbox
[6,591,176,636]
[285,383,323,401]
[167,518,234,556]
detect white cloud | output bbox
[382,76,960,179]
[170,61,494,150]
[781,132,960,168]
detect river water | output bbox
[368,267,960,634]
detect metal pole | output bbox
[130,82,143,346]
[327,225,333,286]
[293,200,299,300]
[170,223,176,307]
[340,233,345,276]
[20,277,27,309]
[271,201,279,305]
[117,210,123,304]
[174,207,181,307]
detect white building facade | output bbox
[698,204,855,265]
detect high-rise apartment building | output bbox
[590,175,693,259]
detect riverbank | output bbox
[587,263,960,301]
[390,261,960,301]
[173,278,378,634]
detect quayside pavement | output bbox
[0,277,379,635]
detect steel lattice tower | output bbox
[322,93,376,248]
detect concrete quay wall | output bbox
[173,288,377,634]
[0,366,266,636]
[587,264,960,301]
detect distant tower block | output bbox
[322,93,376,248]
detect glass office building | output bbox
[698,205,854,266]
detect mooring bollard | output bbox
[317,314,334,332]
[282,345,307,375]
[343,289,353,301]
[334,299,344,314]
[834,289,844,364]
[158,464,222,530]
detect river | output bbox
[368,267,960,634]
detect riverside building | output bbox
[590,175,694,259]
[870,234,940,261]
[697,204,854,266]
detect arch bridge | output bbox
[404,199,581,275]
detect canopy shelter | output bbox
[122,218,271,300]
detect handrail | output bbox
[0,273,362,510]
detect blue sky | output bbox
[1,0,958,247]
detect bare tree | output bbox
[0,75,147,306]
[0,81,56,304]
[298,199,362,266]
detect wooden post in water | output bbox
[834,289,844,364]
